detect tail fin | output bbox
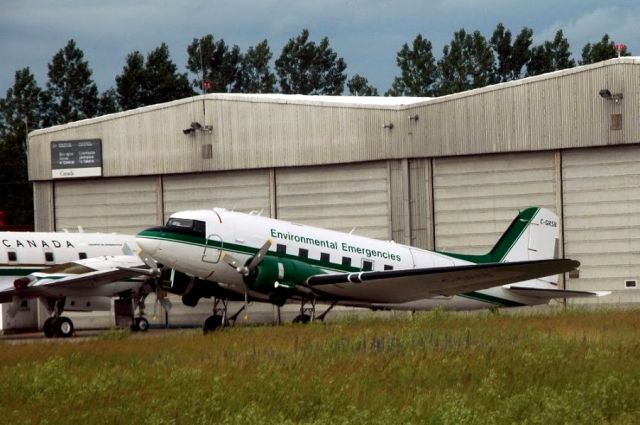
[443,207,560,264]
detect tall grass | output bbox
[1,308,639,424]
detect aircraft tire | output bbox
[54,317,74,338]
[43,318,55,338]
[203,315,223,334]
[135,317,150,332]
[293,314,311,324]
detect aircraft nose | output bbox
[136,234,160,255]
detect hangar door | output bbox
[276,162,390,240]
[563,146,640,302]
[54,177,158,234]
[163,169,272,220]
[433,152,558,254]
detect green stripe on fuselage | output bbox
[137,229,361,274]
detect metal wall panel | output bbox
[163,169,271,220]
[563,146,640,302]
[433,152,557,254]
[54,177,158,234]
[33,181,54,231]
[275,162,390,240]
[409,158,433,250]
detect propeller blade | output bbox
[138,249,160,275]
[221,252,244,272]
[247,239,272,271]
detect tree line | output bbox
[0,25,632,225]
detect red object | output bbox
[615,44,625,52]
[203,80,211,90]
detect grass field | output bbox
[1,307,640,424]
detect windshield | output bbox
[165,218,206,238]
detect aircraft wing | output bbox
[0,255,148,301]
[305,259,579,303]
[505,286,610,299]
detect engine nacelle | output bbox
[245,256,323,294]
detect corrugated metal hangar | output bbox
[27,57,640,311]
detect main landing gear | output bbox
[202,298,247,334]
[43,298,74,338]
[292,300,337,324]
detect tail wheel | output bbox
[54,317,74,338]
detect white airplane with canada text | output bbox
[0,231,158,337]
[130,207,608,332]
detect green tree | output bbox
[580,34,631,65]
[98,88,120,115]
[437,29,496,95]
[144,43,193,103]
[490,24,533,82]
[527,30,575,76]
[116,44,193,110]
[347,74,379,96]
[275,29,347,95]
[238,40,276,93]
[41,39,98,126]
[187,35,242,93]
[115,51,147,110]
[386,34,437,96]
[0,68,42,225]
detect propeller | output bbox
[221,239,272,320]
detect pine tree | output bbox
[0,67,41,225]
[98,88,120,115]
[437,29,496,95]
[238,40,276,93]
[527,30,575,76]
[187,35,242,93]
[580,34,631,65]
[490,24,533,82]
[144,43,193,103]
[42,39,99,126]
[275,29,347,95]
[386,34,437,96]
[116,44,194,110]
[116,51,147,110]
[347,74,379,96]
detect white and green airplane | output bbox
[134,207,608,332]
[0,231,154,337]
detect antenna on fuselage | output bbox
[349,227,357,235]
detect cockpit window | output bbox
[165,218,206,238]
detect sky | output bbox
[1,0,639,96]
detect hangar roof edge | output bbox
[28,56,640,138]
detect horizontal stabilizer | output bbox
[507,286,610,299]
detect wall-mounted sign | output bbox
[51,139,102,179]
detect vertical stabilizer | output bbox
[441,207,560,269]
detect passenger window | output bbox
[8,251,17,262]
[342,257,351,266]
[277,244,287,255]
[45,252,54,263]
[384,265,394,271]
[320,252,330,263]
[362,260,373,271]
[79,252,87,260]
[299,248,308,258]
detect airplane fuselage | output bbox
[0,232,141,309]
[137,209,549,310]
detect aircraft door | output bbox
[202,234,223,264]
